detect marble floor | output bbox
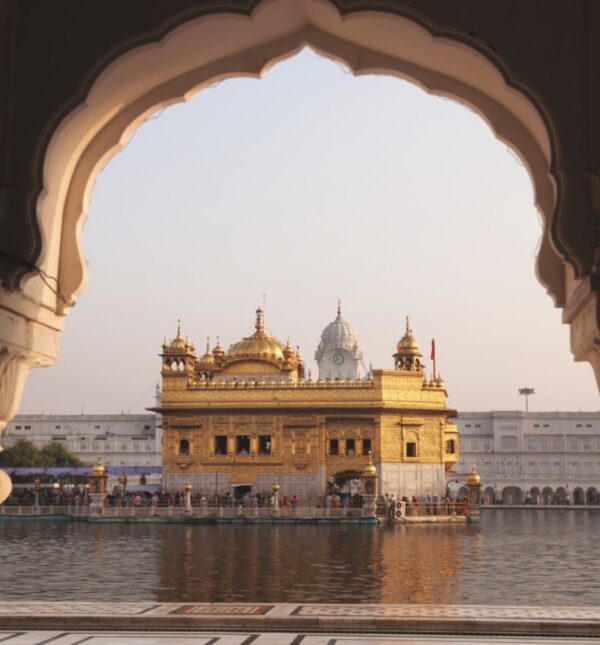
[0,603,598,621]
[0,604,599,643]
[0,632,598,644]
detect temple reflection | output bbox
[155,524,465,604]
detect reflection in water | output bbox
[157,524,387,602]
[1,511,600,604]
[378,524,463,604]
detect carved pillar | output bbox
[0,302,61,432]
[563,274,600,389]
[0,348,36,431]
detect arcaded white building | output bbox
[2,413,161,470]
[453,411,600,504]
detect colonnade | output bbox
[478,485,600,505]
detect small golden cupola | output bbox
[393,317,423,372]
[161,320,197,374]
[212,337,225,366]
[199,338,215,366]
[170,320,186,351]
[283,339,295,363]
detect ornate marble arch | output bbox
[1,0,594,458]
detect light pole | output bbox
[518,387,535,413]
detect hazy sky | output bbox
[19,49,599,415]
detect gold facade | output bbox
[156,310,459,498]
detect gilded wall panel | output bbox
[160,356,456,495]
[418,426,440,459]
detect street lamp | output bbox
[518,387,535,412]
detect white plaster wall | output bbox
[256,472,323,500]
[163,471,323,498]
[380,463,445,499]
[163,472,230,494]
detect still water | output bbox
[1,510,598,605]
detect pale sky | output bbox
[19,49,599,415]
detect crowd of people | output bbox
[3,478,477,516]
[2,486,91,506]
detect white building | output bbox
[2,413,161,471]
[453,411,600,505]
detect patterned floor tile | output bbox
[292,604,600,621]
[83,637,217,645]
[170,604,273,615]
[0,604,155,616]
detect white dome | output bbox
[315,303,366,379]
[319,311,358,351]
[315,303,363,360]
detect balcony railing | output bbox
[0,503,372,520]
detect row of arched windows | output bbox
[164,359,187,372]
[177,437,455,458]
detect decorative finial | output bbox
[337,299,342,316]
[255,307,265,333]
[206,337,211,353]
[176,319,182,339]
[405,316,409,333]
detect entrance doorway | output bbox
[233,485,252,501]
[332,470,361,496]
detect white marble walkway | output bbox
[0,631,597,644]
[0,604,599,641]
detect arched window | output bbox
[179,439,190,455]
[446,439,456,454]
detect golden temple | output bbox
[155,307,458,500]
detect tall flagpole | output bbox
[431,338,436,380]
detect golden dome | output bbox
[467,462,481,485]
[362,462,377,476]
[199,338,215,365]
[396,318,421,355]
[283,340,294,360]
[213,337,225,358]
[229,336,285,359]
[91,457,106,476]
[227,308,285,360]
[361,452,377,477]
[170,320,187,351]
